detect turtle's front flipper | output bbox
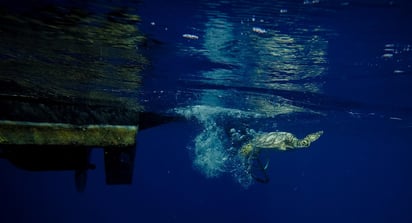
[239,143,254,157]
[249,155,270,184]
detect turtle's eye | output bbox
[301,139,309,147]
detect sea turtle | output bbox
[239,130,324,157]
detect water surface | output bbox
[1,0,412,223]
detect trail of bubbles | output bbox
[174,105,263,188]
[191,122,228,178]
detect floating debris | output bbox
[394,70,405,74]
[381,53,393,58]
[252,27,267,34]
[304,0,320,4]
[182,34,199,40]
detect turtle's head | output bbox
[297,131,324,148]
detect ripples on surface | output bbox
[170,0,332,117]
[0,2,147,108]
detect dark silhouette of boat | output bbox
[0,2,178,192]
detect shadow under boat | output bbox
[0,95,183,192]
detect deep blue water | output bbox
[1,0,412,223]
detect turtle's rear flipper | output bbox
[249,156,270,184]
